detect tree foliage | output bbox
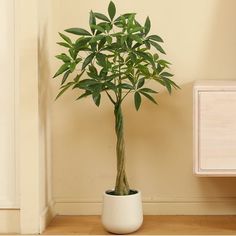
[53,1,179,109]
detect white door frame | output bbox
[16,0,41,233]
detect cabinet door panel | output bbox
[199,91,236,171]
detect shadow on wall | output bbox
[126,80,236,201]
[200,0,236,79]
[124,82,194,198]
[38,23,52,206]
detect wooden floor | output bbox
[43,215,236,235]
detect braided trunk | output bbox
[114,103,130,195]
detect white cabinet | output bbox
[194,80,236,176]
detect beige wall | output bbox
[48,0,236,214]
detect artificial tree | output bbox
[53,1,179,195]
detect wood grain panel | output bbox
[199,91,236,170]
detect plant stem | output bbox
[114,103,130,195]
[105,90,116,105]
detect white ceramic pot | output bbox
[101,190,143,234]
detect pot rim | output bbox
[103,189,141,198]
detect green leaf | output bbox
[96,53,106,66]
[115,13,135,22]
[169,79,180,89]
[165,82,172,94]
[105,81,116,90]
[126,75,135,86]
[127,14,135,31]
[137,64,150,76]
[75,79,100,89]
[92,92,101,106]
[153,53,159,61]
[154,78,165,86]
[59,33,72,45]
[98,37,106,50]
[87,72,99,80]
[89,65,98,75]
[156,64,165,73]
[144,16,151,36]
[163,77,180,90]
[60,81,74,88]
[130,26,144,34]
[123,35,130,48]
[129,52,137,63]
[139,88,157,93]
[147,35,163,42]
[75,58,82,64]
[76,90,92,100]
[134,20,143,32]
[78,47,91,52]
[99,67,108,77]
[105,22,112,32]
[65,28,91,36]
[75,37,91,49]
[55,53,71,62]
[135,51,155,67]
[132,42,142,50]
[161,72,174,77]
[74,70,85,82]
[117,83,134,90]
[150,41,166,54]
[114,20,123,28]
[90,24,105,33]
[96,22,111,32]
[108,1,116,20]
[158,59,171,66]
[61,70,71,85]
[130,34,143,44]
[69,62,76,73]
[161,78,172,94]
[134,92,142,110]
[82,53,95,70]
[140,91,157,104]
[106,36,112,44]
[53,63,70,78]
[90,35,104,43]
[137,77,145,89]
[55,84,71,100]
[144,40,151,49]
[89,11,96,34]
[94,12,110,22]
[69,48,77,60]
[57,42,71,48]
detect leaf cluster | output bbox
[53,1,179,110]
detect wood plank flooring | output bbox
[43,215,236,235]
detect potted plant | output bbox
[53,1,179,234]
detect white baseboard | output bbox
[0,209,20,234]
[39,200,56,233]
[54,197,236,215]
